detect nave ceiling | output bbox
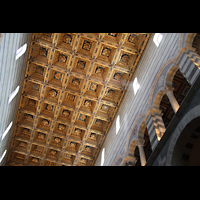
[6,33,151,166]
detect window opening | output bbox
[8,86,20,104]
[153,33,163,47]
[15,43,27,60]
[133,77,140,95]
[2,121,13,140]
[0,150,7,163]
[101,148,105,166]
[116,115,120,135]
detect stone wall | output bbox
[95,33,181,166]
[0,33,31,165]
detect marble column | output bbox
[164,86,180,113]
[136,138,146,166]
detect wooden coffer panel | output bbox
[6,33,150,166]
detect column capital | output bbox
[136,138,145,146]
[151,107,163,115]
[121,156,137,166]
[163,86,174,94]
[126,156,137,162]
[127,158,137,166]
[147,108,162,119]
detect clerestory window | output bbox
[2,121,13,140]
[8,86,20,104]
[153,33,163,47]
[15,43,27,60]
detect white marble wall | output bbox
[0,33,31,165]
[95,33,181,166]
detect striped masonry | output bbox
[153,110,166,139]
[177,50,200,85]
[146,113,159,151]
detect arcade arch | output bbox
[124,60,190,166]
[112,155,123,166]
[192,33,200,56]
[159,69,191,128]
[121,33,200,166]
[171,116,200,166]
[134,126,152,166]
[166,105,200,166]
[125,119,152,166]
[146,32,200,165]
[185,33,197,50]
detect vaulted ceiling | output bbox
[6,33,151,166]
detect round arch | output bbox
[148,58,175,110]
[138,121,147,139]
[152,64,180,109]
[185,33,197,50]
[177,33,197,50]
[165,64,179,87]
[112,155,123,166]
[153,90,164,110]
[166,104,200,166]
[124,113,145,157]
[151,64,178,111]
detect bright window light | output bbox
[0,150,7,163]
[116,115,120,135]
[15,43,27,60]
[153,33,163,47]
[2,121,13,140]
[133,77,140,95]
[101,148,105,166]
[8,86,20,104]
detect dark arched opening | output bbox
[160,69,191,128]
[134,128,152,166]
[171,116,200,166]
[192,33,200,56]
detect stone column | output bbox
[136,138,146,166]
[164,86,180,113]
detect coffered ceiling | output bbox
[6,33,151,166]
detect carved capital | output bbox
[151,107,163,115]
[126,156,137,162]
[136,138,145,146]
[163,86,174,95]
[121,156,137,166]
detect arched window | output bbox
[101,148,105,166]
[0,150,7,163]
[8,86,20,104]
[2,121,13,140]
[116,115,120,135]
[15,43,27,60]
[133,77,140,95]
[153,33,163,47]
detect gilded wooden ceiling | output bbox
[6,33,151,166]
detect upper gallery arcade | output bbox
[0,33,200,166]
